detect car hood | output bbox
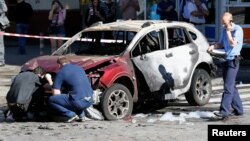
[21,55,114,72]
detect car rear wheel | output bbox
[100,83,133,120]
[185,69,212,106]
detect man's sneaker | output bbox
[214,112,224,118]
[229,112,243,117]
[76,116,86,122]
[214,112,232,121]
[65,115,79,123]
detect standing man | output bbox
[119,0,140,20]
[208,12,244,120]
[14,0,34,55]
[104,0,116,23]
[188,0,209,25]
[0,0,8,66]
[188,0,209,33]
[48,56,93,123]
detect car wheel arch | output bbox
[113,76,136,99]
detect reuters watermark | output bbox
[208,125,249,140]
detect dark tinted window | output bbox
[167,28,191,48]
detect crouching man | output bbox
[6,66,52,121]
[48,56,93,123]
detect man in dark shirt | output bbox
[6,66,49,121]
[14,0,34,55]
[48,56,93,122]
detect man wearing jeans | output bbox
[14,0,34,55]
[208,12,244,120]
[48,56,93,122]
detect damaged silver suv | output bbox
[22,20,216,120]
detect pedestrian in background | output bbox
[48,56,93,123]
[14,0,34,55]
[48,0,66,53]
[188,0,209,33]
[85,0,106,27]
[157,0,177,21]
[0,0,8,66]
[119,0,140,20]
[180,0,191,22]
[104,0,116,23]
[208,12,244,120]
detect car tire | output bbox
[100,83,133,120]
[185,69,212,106]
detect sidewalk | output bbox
[4,40,51,66]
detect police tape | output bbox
[0,31,124,43]
[0,31,71,41]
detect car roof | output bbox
[83,20,193,32]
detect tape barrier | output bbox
[0,31,124,43]
[0,31,125,55]
[0,31,71,41]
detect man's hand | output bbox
[207,45,214,53]
[226,24,233,31]
[45,73,53,85]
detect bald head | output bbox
[222,12,233,21]
[222,12,233,28]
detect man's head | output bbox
[222,12,233,27]
[57,56,70,67]
[33,66,46,77]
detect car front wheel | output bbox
[185,69,212,106]
[100,83,133,120]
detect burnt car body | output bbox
[21,20,216,120]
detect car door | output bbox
[132,26,198,92]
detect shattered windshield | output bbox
[54,30,136,56]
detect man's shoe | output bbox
[229,112,243,117]
[76,116,86,122]
[65,115,79,123]
[214,112,232,121]
[214,112,224,118]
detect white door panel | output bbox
[132,44,198,92]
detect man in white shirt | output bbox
[188,0,209,33]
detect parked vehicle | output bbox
[21,20,216,120]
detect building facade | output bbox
[4,0,250,48]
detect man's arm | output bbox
[207,42,222,53]
[226,30,237,47]
[226,24,243,48]
[196,3,209,16]
[51,72,63,95]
